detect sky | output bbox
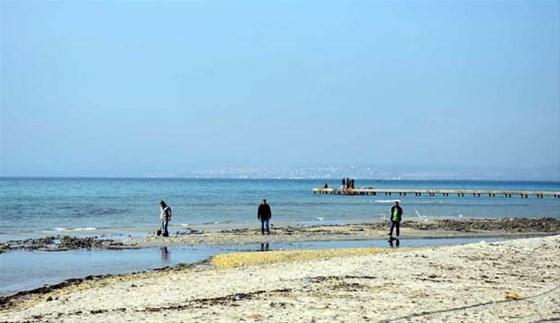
[1,1,559,179]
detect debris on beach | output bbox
[505,291,523,301]
[4,236,134,252]
[403,218,560,233]
[175,228,203,235]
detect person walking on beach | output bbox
[159,200,172,237]
[389,201,402,239]
[257,199,272,235]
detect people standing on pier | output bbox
[257,199,272,235]
[324,182,329,189]
[389,201,402,239]
[341,177,356,189]
[159,200,172,237]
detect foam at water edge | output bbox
[375,199,401,204]
[52,227,97,232]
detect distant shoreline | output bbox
[1,176,560,183]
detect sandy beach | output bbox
[1,234,558,322]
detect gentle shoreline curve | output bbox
[132,217,560,247]
[1,235,558,322]
[0,260,213,311]
[2,218,558,252]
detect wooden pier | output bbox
[313,188,560,199]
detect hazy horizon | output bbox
[0,163,558,181]
[2,1,559,180]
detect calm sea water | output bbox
[1,178,559,241]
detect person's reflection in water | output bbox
[260,242,270,252]
[160,247,170,261]
[388,238,400,248]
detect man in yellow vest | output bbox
[389,201,402,239]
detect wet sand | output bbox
[1,235,558,322]
[134,217,560,247]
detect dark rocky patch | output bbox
[403,218,560,233]
[307,275,377,284]
[140,288,293,311]
[174,228,203,236]
[217,218,560,237]
[3,235,135,252]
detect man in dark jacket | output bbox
[257,199,272,235]
[389,201,402,239]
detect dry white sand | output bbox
[1,235,559,322]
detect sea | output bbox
[1,178,559,242]
[1,177,560,295]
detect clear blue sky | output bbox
[1,1,559,178]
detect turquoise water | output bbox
[1,178,559,241]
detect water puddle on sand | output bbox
[0,236,507,296]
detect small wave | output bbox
[178,223,190,227]
[53,227,97,232]
[375,199,401,204]
[59,205,79,210]
[413,209,431,222]
[315,217,324,221]
[89,208,129,216]
[201,220,233,225]
[73,227,96,231]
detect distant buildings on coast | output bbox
[145,164,559,181]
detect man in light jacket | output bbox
[159,200,172,237]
